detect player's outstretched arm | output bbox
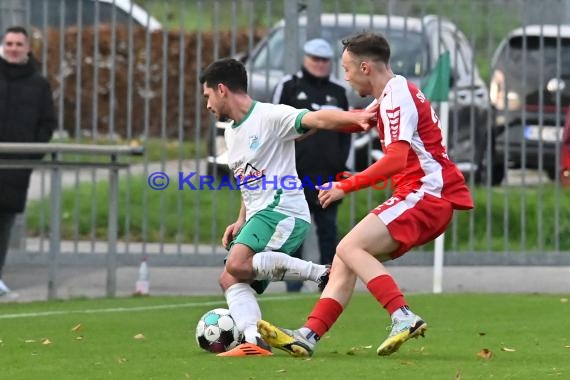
[300,104,378,132]
[317,141,410,209]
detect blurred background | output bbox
[1,0,569,300]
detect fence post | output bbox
[306,0,321,40]
[8,213,25,253]
[47,152,61,300]
[106,154,119,297]
[283,0,299,75]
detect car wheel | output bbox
[546,167,557,182]
[476,147,505,186]
[475,128,505,186]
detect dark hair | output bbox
[199,58,248,93]
[342,32,390,64]
[4,26,28,39]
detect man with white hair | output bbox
[272,38,350,292]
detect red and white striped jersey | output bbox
[377,75,473,210]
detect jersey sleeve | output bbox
[268,103,310,141]
[381,88,418,146]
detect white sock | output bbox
[298,327,319,346]
[252,251,327,282]
[391,306,415,320]
[225,283,261,344]
[0,279,10,292]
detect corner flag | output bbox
[422,51,451,102]
[422,51,451,295]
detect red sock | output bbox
[304,298,343,338]
[367,274,407,315]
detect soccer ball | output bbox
[195,308,242,353]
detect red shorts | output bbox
[371,192,453,259]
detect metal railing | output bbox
[0,143,143,299]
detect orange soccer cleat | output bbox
[217,337,273,357]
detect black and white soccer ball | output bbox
[195,308,242,353]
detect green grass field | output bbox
[1,293,568,379]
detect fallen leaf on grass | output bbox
[346,345,373,355]
[75,336,84,341]
[41,339,52,345]
[561,298,568,303]
[455,370,462,380]
[133,334,145,340]
[564,345,570,348]
[116,357,127,364]
[71,324,82,332]
[411,346,426,353]
[501,347,516,352]
[549,367,563,376]
[276,369,287,373]
[24,339,36,343]
[476,348,492,359]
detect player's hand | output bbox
[317,182,346,208]
[222,220,245,249]
[365,103,379,130]
[350,104,378,131]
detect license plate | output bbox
[524,126,563,142]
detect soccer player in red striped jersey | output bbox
[258,32,474,357]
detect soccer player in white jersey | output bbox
[199,58,376,356]
[258,32,474,357]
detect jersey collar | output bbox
[232,101,257,128]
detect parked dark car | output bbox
[489,25,570,184]
[208,13,490,179]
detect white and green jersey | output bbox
[224,101,311,222]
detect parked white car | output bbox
[29,0,162,31]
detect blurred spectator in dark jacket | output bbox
[272,38,350,292]
[0,26,56,299]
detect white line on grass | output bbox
[0,294,316,320]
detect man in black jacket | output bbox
[0,26,56,298]
[272,38,350,292]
